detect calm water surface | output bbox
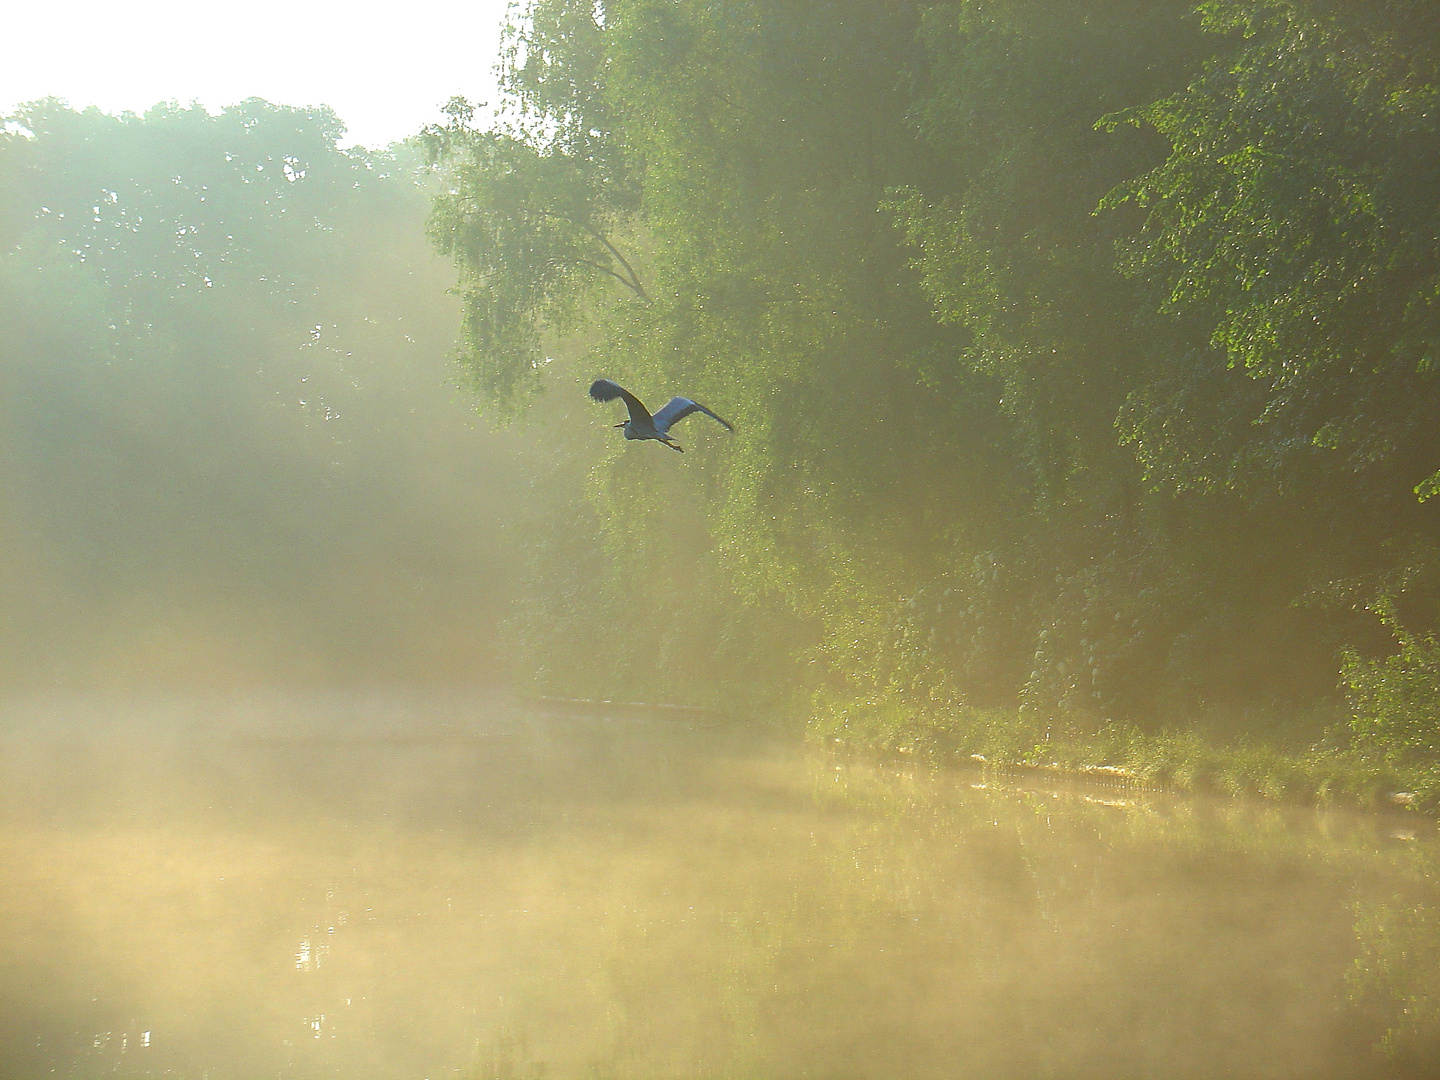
[1,691,1437,1080]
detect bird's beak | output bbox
[613,422,626,428]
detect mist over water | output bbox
[6,9,1440,1076]
[1,694,1435,1080]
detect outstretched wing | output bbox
[651,396,735,435]
[588,379,652,425]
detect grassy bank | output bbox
[808,698,1434,814]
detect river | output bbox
[1,690,1437,1079]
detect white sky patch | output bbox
[0,0,514,148]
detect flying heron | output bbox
[589,379,734,452]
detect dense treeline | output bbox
[428,0,1440,799]
[3,3,1434,801]
[0,100,520,685]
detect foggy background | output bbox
[0,100,524,691]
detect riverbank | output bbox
[809,700,1436,815]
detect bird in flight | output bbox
[589,379,734,452]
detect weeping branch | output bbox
[458,200,650,303]
[592,230,648,302]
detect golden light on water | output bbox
[2,692,1435,1079]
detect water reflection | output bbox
[0,691,1436,1079]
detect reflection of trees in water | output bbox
[8,713,1438,1079]
[809,762,1440,1078]
[486,754,1440,1079]
[460,1028,549,1080]
[1350,896,1440,1061]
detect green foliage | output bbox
[0,99,519,687]
[425,96,647,415]
[428,0,1440,789]
[1101,0,1440,490]
[1343,597,1440,806]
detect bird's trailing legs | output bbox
[590,378,732,452]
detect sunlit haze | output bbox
[1,0,511,147]
[3,4,1440,1076]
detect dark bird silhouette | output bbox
[589,379,734,452]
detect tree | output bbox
[0,99,521,687]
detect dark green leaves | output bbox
[433,0,1440,767]
[1101,0,1440,486]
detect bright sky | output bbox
[1,0,514,148]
